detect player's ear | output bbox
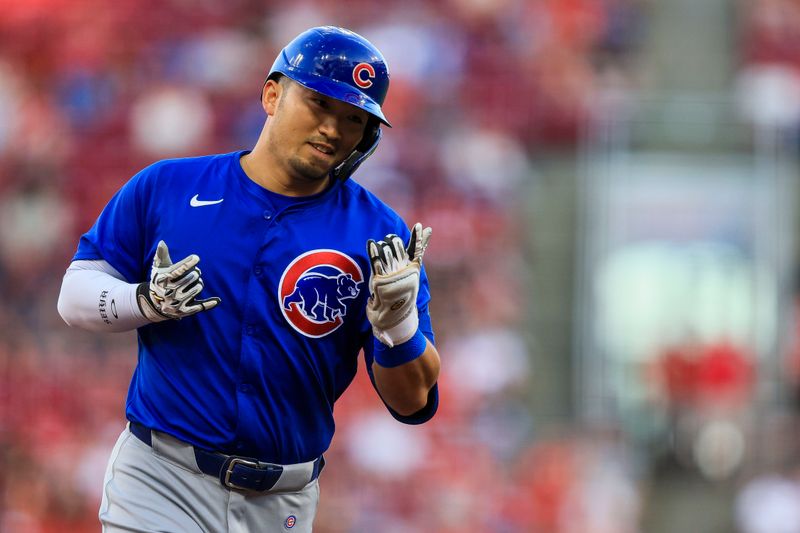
[262,79,283,116]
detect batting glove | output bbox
[136,240,221,322]
[366,223,432,347]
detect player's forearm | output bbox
[57,261,150,332]
[373,339,440,416]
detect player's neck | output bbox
[240,150,330,198]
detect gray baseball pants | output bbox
[99,424,320,532]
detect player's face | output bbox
[264,80,368,182]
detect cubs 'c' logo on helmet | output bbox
[352,62,376,89]
[279,250,364,338]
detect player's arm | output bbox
[366,224,441,416]
[58,241,220,332]
[372,336,440,416]
[58,259,150,332]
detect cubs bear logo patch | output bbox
[279,249,364,338]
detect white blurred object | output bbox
[264,2,334,47]
[441,126,531,202]
[0,184,73,263]
[561,445,641,533]
[590,64,637,123]
[361,20,464,90]
[75,424,123,501]
[447,328,530,396]
[0,511,42,533]
[736,65,800,129]
[448,0,515,19]
[362,23,434,82]
[693,419,745,481]
[130,86,212,156]
[735,474,800,533]
[344,410,429,478]
[182,30,261,91]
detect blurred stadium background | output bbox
[1,0,800,531]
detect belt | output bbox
[129,421,324,493]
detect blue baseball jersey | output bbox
[74,150,438,464]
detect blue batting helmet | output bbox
[268,26,391,126]
[267,26,391,180]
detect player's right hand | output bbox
[136,240,221,322]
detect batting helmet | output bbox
[267,26,391,180]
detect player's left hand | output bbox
[366,223,432,347]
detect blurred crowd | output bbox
[737,0,800,132]
[735,2,800,531]
[11,0,800,532]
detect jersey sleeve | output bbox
[72,165,156,283]
[363,263,439,425]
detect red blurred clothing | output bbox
[694,341,754,407]
[655,340,754,410]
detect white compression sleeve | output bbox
[57,260,151,332]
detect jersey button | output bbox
[239,383,252,393]
[263,210,272,220]
[254,266,263,276]
[245,325,254,335]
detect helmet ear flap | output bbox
[356,118,380,153]
[332,119,382,181]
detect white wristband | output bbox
[57,260,150,332]
[374,314,419,348]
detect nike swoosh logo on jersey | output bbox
[190,194,224,207]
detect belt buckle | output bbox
[223,457,260,491]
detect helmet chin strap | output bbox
[332,124,382,181]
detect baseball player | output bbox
[57,26,440,532]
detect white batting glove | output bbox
[366,223,432,347]
[136,240,221,322]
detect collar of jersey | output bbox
[233,150,343,211]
